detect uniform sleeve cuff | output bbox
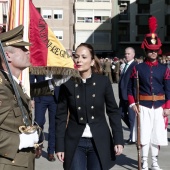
[128,95,135,105]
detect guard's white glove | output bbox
[53,75,71,86]
[19,131,38,150]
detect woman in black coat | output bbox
[55,43,124,170]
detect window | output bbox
[36,8,41,14]
[118,24,130,41]
[94,31,110,43]
[136,15,150,25]
[76,0,110,1]
[42,10,52,19]
[76,10,93,23]
[54,10,63,20]
[94,10,110,23]
[54,31,63,40]
[76,30,110,44]
[94,0,110,2]
[138,25,149,34]
[138,4,150,13]
[76,31,93,43]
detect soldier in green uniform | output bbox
[0,25,56,170]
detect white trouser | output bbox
[132,105,168,146]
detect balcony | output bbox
[136,0,152,4]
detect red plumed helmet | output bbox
[141,16,162,54]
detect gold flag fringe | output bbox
[29,66,81,78]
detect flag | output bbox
[6,0,79,96]
[29,1,79,77]
[8,0,30,96]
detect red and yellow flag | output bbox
[29,1,78,77]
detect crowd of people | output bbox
[0,15,170,170]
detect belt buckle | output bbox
[152,94,156,101]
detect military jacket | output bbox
[0,71,51,170]
[128,61,170,108]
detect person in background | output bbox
[166,55,170,68]
[66,49,73,58]
[119,58,126,73]
[55,43,124,170]
[128,16,170,170]
[103,58,113,84]
[112,57,120,83]
[119,47,138,145]
[30,75,60,162]
[0,26,5,33]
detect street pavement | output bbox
[35,83,170,170]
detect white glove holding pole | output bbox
[19,131,39,150]
[53,75,71,86]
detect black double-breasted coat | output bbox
[55,73,124,170]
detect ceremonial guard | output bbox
[128,16,170,170]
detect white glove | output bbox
[112,65,115,69]
[53,75,71,86]
[19,131,39,150]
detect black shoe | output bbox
[47,154,56,162]
[125,139,135,145]
[35,147,42,159]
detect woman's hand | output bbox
[114,145,123,155]
[56,152,65,162]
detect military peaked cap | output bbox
[0,25,31,47]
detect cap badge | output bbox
[151,33,156,45]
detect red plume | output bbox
[148,16,157,33]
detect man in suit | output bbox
[118,47,137,145]
[30,75,60,162]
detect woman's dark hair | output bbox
[76,43,103,74]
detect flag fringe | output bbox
[29,66,80,78]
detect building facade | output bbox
[115,0,170,57]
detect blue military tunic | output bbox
[128,60,170,109]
